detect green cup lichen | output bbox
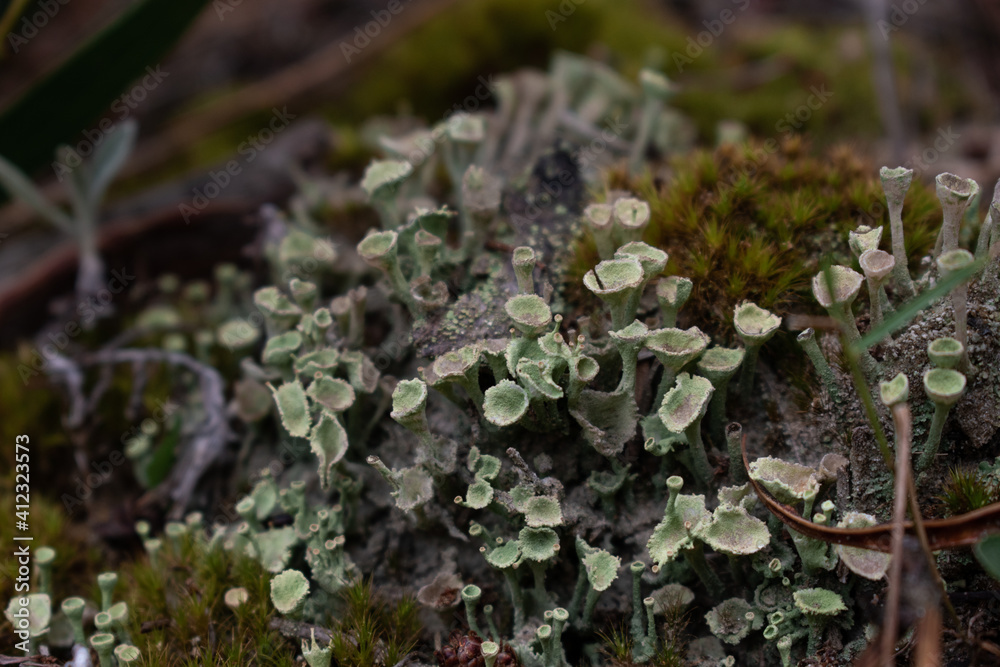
[645,326,709,406]
[513,246,537,294]
[656,276,693,329]
[880,166,916,297]
[658,373,715,487]
[848,224,883,259]
[583,256,645,331]
[917,367,967,472]
[927,336,964,369]
[696,346,745,448]
[733,301,781,399]
[796,327,839,404]
[505,294,553,337]
[811,264,878,377]
[360,159,413,228]
[935,172,978,256]
[483,379,530,427]
[936,248,975,371]
[858,249,895,328]
[612,197,651,246]
[90,633,116,667]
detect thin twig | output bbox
[905,455,962,630]
[78,348,231,519]
[45,352,86,428]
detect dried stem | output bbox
[883,403,912,666]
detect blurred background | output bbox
[0,0,998,335]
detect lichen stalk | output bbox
[684,420,713,489]
[683,541,724,599]
[737,342,760,401]
[796,328,839,404]
[725,423,747,484]
[880,166,916,297]
[629,561,645,641]
[916,401,951,473]
[502,568,526,630]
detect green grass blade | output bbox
[851,257,985,352]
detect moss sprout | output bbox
[937,466,1000,516]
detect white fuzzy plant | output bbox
[0,120,137,303]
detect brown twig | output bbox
[71,347,230,519]
[900,412,962,632]
[741,434,1000,552]
[883,402,912,666]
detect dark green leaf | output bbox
[974,533,1000,582]
[0,0,209,185]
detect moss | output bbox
[564,139,941,338]
[328,577,422,667]
[125,538,297,666]
[935,467,1000,517]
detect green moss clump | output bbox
[935,467,1000,517]
[328,577,421,667]
[565,138,940,336]
[126,538,296,666]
